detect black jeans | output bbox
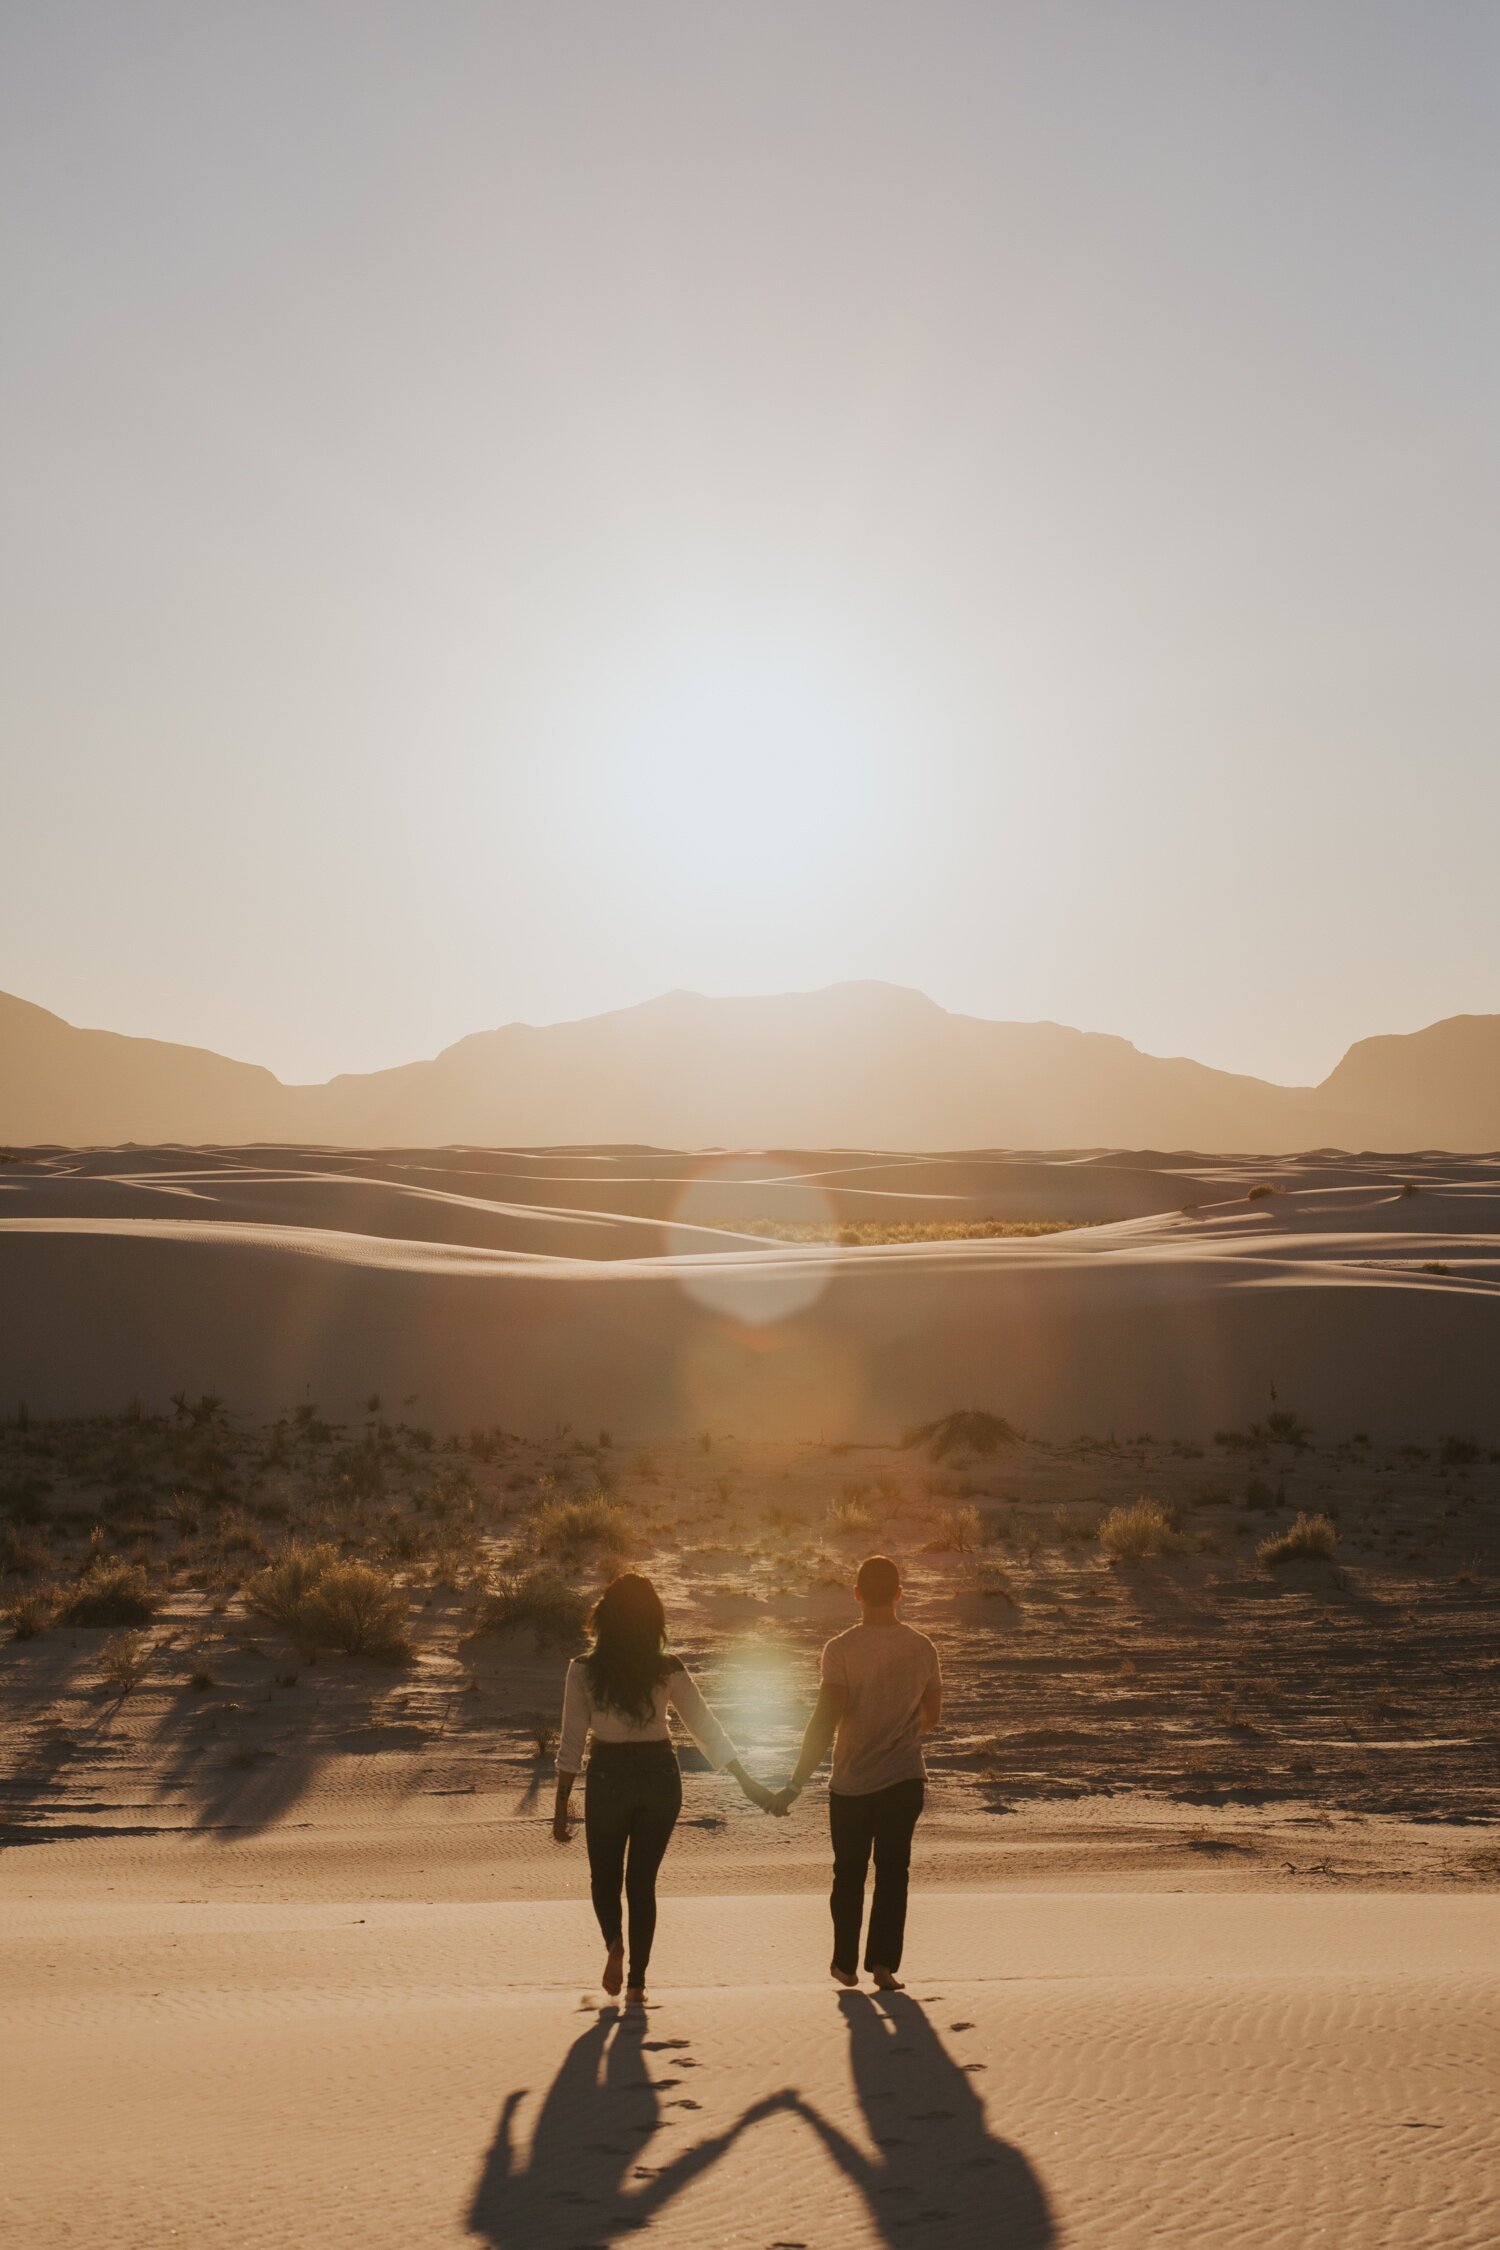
[829,1778,925,1975]
[584,1741,682,1988]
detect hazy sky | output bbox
[3,2,1497,1089]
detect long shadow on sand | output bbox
[466,2008,783,2246]
[785,1991,1055,2248]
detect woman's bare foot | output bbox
[830,1961,859,1989]
[602,1942,624,1998]
[870,1966,904,1991]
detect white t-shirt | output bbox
[556,1657,738,1775]
[821,1620,942,1796]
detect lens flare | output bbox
[666,1158,838,1326]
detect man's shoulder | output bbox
[899,1623,940,1661]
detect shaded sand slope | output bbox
[1,1149,1498,1438]
[1,1885,1495,2249]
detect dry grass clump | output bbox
[482,1567,589,1646]
[246,1542,413,1663]
[531,1492,630,1560]
[59,1559,156,1626]
[1098,1498,1179,1561]
[247,1541,339,1630]
[99,1629,155,1694]
[904,1410,1021,1460]
[1258,1513,1339,1568]
[973,1559,1019,1604]
[729,1217,1084,1245]
[7,1585,57,1639]
[827,1493,876,1533]
[927,1505,983,1553]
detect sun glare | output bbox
[596,638,881,897]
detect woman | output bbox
[554,1571,775,2001]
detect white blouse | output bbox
[556,1657,739,1776]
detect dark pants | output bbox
[584,1741,682,1988]
[829,1778,924,1975]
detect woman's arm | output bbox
[553,1770,577,1843]
[667,1663,781,1805]
[553,1661,589,1839]
[665,1663,740,1771]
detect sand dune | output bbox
[2,1874,1495,2249]
[2,1147,1497,1438]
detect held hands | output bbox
[766,1785,799,1817]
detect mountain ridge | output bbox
[2,982,1497,1152]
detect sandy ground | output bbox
[3,1145,1497,2242]
[2,1146,1499,1437]
[3,1853,1496,2249]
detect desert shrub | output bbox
[1244,1477,1278,1511]
[1246,1182,1276,1201]
[482,1568,589,1646]
[188,1664,218,1691]
[300,1561,413,1662]
[1098,1498,1178,1561]
[973,1560,1018,1604]
[732,1216,1084,1245]
[531,1492,629,1559]
[1259,1513,1339,1568]
[216,1519,268,1560]
[928,1505,983,1553]
[0,1523,51,1574]
[100,1629,154,1693]
[1263,1410,1312,1447]
[7,1586,57,1639]
[246,1542,339,1631]
[827,1495,876,1533]
[60,1559,156,1626]
[903,1410,1021,1460]
[1440,1435,1482,1467]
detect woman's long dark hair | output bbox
[584,1572,679,1722]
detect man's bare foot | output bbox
[830,1961,859,1989]
[602,1942,624,1998]
[870,1966,904,1991]
[624,1985,647,2006]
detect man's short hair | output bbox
[856,1553,901,1604]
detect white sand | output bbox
[3,1151,1498,1435]
[2,1876,1494,2249]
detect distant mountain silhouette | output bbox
[3,982,1497,1152]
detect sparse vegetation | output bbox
[60,1559,156,1626]
[531,1492,630,1560]
[1259,1513,1339,1568]
[481,1567,589,1646]
[903,1410,1022,1460]
[1246,1182,1276,1200]
[99,1630,155,1694]
[728,1217,1087,1245]
[247,1543,413,1663]
[1098,1498,1178,1561]
[7,1586,56,1639]
[928,1505,983,1553]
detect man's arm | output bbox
[919,1679,943,1735]
[777,1681,847,1807]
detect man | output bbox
[773,1554,942,1990]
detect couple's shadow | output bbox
[467,1990,1053,2247]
